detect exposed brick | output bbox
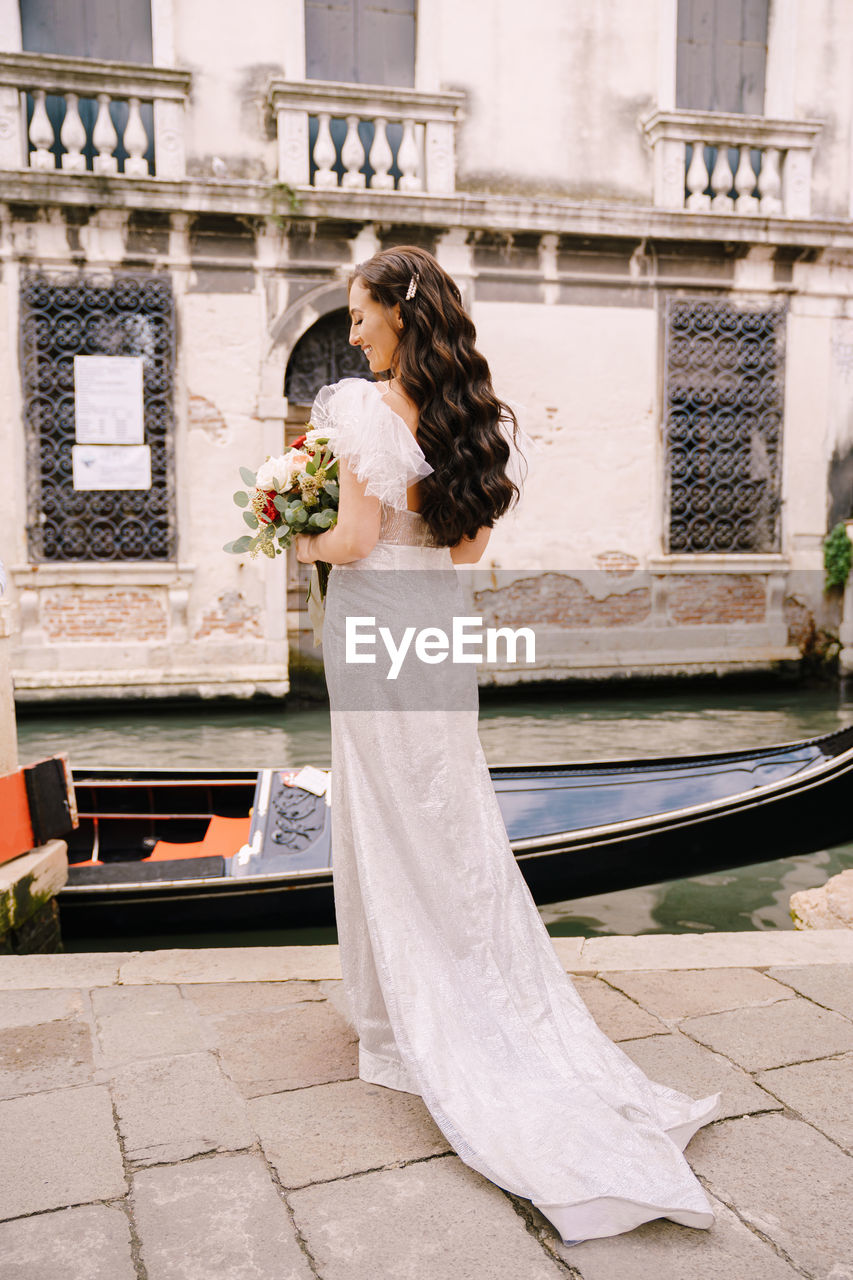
[42,591,168,642]
[189,392,228,442]
[475,573,651,629]
[594,550,640,577]
[194,590,260,639]
[667,574,766,625]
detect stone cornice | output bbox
[2,170,853,250]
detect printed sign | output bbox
[72,444,152,491]
[74,355,144,445]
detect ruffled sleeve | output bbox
[308,378,434,512]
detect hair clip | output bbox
[405,271,419,301]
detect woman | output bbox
[295,245,721,1247]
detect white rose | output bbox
[255,451,308,491]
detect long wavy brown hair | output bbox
[349,245,524,546]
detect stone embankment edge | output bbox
[0,929,850,989]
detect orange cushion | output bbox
[0,771,35,866]
[145,814,251,861]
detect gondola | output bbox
[58,725,853,937]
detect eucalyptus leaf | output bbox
[243,511,260,529]
[223,534,253,554]
[322,480,339,500]
[233,490,250,507]
[273,494,290,513]
[239,466,257,487]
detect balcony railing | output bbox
[641,109,823,217]
[268,78,465,195]
[0,52,191,179]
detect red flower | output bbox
[291,434,306,449]
[261,490,277,523]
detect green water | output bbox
[18,684,853,948]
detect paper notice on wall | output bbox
[74,355,144,444]
[72,444,152,491]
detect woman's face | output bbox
[348,277,401,375]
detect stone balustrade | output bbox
[0,52,191,180]
[268,78,465,195]
[641,109,823,218]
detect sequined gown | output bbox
[312,377,722,1246]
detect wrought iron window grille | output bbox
[20,270,176,562]
[663,295,787,554]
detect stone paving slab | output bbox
[600,966,797,1021]
[687,1112,853,1279]
[0,987,85,1028]
[0,952,129,989]
[547,1191,803,1278]
[91,984,215,1068]
[180,979,328,1015]
[0,1204,137,1280]
[209,999,358,1097]
[756,1053,853,1153]
[249,1076,451,1188]
[620,1031,781,1120]
[288,1154,566,1280]
[111,1050,256,1167]
[569,976,668,1040]
[766,962,853,1020]
[679,995,853,1071]
[0,1018,95,1099]
[132,1152,314,1280]
[118,945,343,985]
[580,929,853,971]
[0,1084,126,1219]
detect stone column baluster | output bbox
[734,145,759,213]
[313,112,337,187]
[397,117,420,191]
[685,139,710,210]
[92,93,118,173]
[59,92,87,171]
[368,116,394,189]
[123,97,149,176]
[710,143,734,210]
[29,88,55,170]
[341,114,365,188]
[758,146,783,214]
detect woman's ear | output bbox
[391,302,404,331]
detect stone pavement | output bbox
[0,930,851,1280]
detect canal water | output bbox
[18,683,853,950]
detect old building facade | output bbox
[1,0,852,699]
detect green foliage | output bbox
[267,181,302,229]
[823,522,853,591]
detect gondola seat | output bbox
[142,815,251,861]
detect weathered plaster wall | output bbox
[473,299,659,569]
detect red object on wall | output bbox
[0,771,36,866]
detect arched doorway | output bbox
[283,309,373,682]
[284,307,371,408]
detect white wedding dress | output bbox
[311,378,722,1246]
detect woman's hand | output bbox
[294,533,317,564]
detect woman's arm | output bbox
[294,457,381,565]
[450,526,491,564]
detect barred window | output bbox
[21,272,176,561]
[663,297,786,554]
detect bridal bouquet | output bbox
[223,429,339,605]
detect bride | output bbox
[294,245,721,1247]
